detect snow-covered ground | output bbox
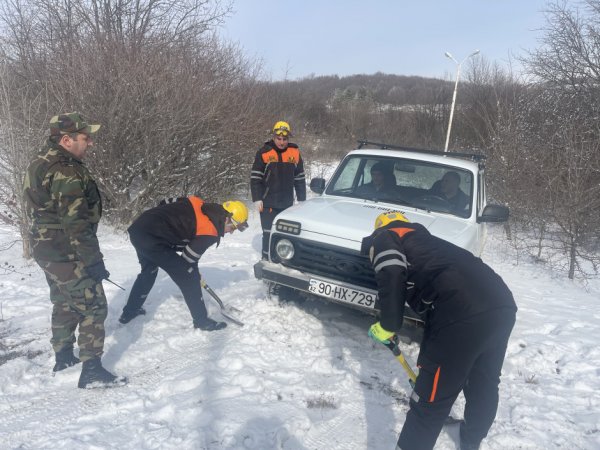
[1,212,599,449]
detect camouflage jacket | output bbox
[23,140,103,266]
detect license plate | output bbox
[308,278,376,309]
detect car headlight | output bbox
[275,239,295,260]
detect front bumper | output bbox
[254,260,424,326]
[254,260,380,314]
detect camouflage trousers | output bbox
[36,259,108,362]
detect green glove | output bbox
[368,321,395,344]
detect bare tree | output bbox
[521,87,600,278]
[0,0,266,239]
[0,50,50,256]
[509,0,600,278]
[526,0,600,93]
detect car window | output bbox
[329,157,363,192]
[327,155,473,218]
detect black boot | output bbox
[78,357,128,389]
[119,307,146,324]
[193,318,227,331]
[53,347,81,372]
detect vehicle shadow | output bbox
[277,289,423,449]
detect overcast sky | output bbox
[219,0,552,80]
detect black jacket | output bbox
[128,198,228,264]
[250,141,306,209]
[364,221,517,332]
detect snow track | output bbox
[1,223,600,449]
[1,334,215,448]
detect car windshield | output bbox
[325,155,473,218]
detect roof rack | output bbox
[356,140,486,162]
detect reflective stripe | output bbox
[182,253,195,263]
[429,366,441,402]
[251,175,263,180]
[374,259,407,273]
[184,245,201,259]
[373,249,404,266]
[410,390,420,403]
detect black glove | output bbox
[86,260,110,282]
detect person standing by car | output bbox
[119,198,248,330]
[362,211,517,450]
[23,112,126,389]
[250,121,306,260]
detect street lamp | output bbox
[443,49,480,152]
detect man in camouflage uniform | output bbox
[23,112,126,388]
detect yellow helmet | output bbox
[272,120,292,136]
[374,211,409,229]
[223,200,249,225]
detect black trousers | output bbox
[397,308,516,450]
[122,228,208,324]
[259,207,285,260]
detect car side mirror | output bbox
[310,178,326,194]
[478,204,509,223]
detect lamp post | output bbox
[443,49,480,152]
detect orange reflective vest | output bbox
[260,146,301,165]
[188,196,218,237]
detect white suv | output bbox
[253,142,509,322]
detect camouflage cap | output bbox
[49,112,101,136]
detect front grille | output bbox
[271,236,376,289]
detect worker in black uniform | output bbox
[119,198,248,330]
[362,211,517,450]
[250,121,306,260]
